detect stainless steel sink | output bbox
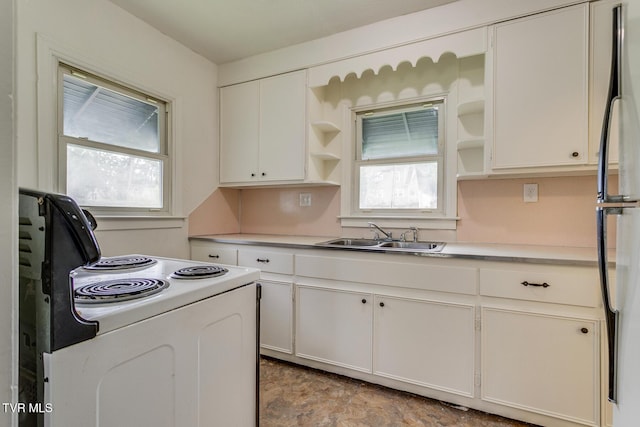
[318,238,382,247]
[378,241,444,251]
[316,238,445,253]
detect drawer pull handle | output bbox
[256,258,270,263]
[208,254,220,259]
[521,281,550,288]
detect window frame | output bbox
[57,62,172,216]
[352,97,446,218]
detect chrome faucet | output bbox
[401,226,419,242]
[368,222,392,241]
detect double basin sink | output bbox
[316,238,445,253]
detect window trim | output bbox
[57,62,173,216]
[350,95,448,219]
[339,93,459,231]
[353,98,446,216]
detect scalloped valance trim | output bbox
[308,27,487,87]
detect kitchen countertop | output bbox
[189,234,612,266]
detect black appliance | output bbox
[18,188,101,426]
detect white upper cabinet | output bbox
[219,70,306,185]
[219,80,260,183]
[490,5,589,170]
[258,72,306,181]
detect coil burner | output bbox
[170,265,229,280]
[83,255,157,271]
[74,278,169,304]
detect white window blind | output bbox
[362,107,439,159]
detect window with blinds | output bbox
[355,100,444,213]
[58,63,170,213]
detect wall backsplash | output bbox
[188,188,241,236]
[189,175,615,248]
[456,175,617,248]
[239,186,342,237]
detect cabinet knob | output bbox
[571,151,580,158]
[379,302,385,307]
[581,327,589,334]
[361,298,367,304]
[251,173,256,177]
[261,172,266,177]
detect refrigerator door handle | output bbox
[597,206,619,403]
[598,4,624,204]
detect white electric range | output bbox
[44,254,260,427]
[71,254,260,334]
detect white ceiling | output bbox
[108,0,458,64]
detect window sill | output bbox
[339,215,458,230]
[93,215,187,231]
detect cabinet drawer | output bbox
[480,266,600,307]
[238,249,294,274]
[190,244,237,265]
[296,254,477,295]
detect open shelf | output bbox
[457,99,484,116]
[311,120,341,133]
[311,152,341,161]
[457,138,484,150]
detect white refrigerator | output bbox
[597,1,640,425]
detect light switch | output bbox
[299,193,312,207]
[523,183,538,203]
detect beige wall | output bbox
[16,0,219,259]
[189,175,613,248]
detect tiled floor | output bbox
[259,357,536,427]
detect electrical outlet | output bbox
[523,183,538,203]
[299,193,312,207]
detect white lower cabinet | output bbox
[295,285,373,372]
[259,280,293,354]
[373,295,475,397]
[482,307,599,426]
[190,240,605,426]
[295,285,476,396]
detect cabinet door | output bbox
[220,81,260,183]
[258,71,306,181]
[373,295,475,397]
[295,285,372,372]
[482,307,598,425]
[259,280,293,354]
[492,5,588,169]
